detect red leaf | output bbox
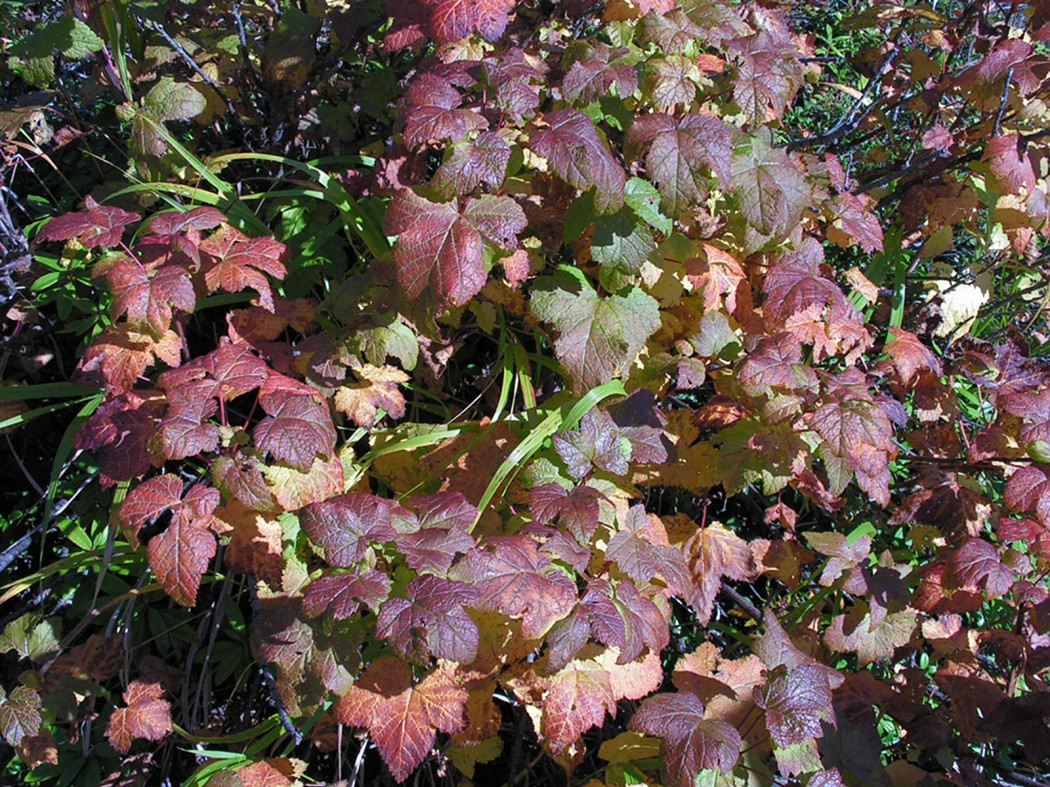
[76,392,165,486]
[201,226,287,311]
[948,538,1015,598]
[432,131,511,196]
[153,380,220,460]
[754,664,835,747]
[581,578,669,664]
[630,693,742,784]
[377,575,480,663]
[253,374,336,471]
[38,199,139,249]
[729,31,804,124]
[385,190,526,307]
[530,483,605,544]
[77,325,182,393]
[826,191,884,253]
[807,387,896,505]
[731,133,811,238]
[0,686,42,746]
[738,332,818,395]
[105,258,195,332]
[302,570,391,620]
[423,0,514,44]
[450,535,577,637]
[763,239,871,363]
[684,523,758,625]
[106,681,172,755]
[879,328,943,388]
[606,505,691,595]
[336,658,467,782]
[143,483,220,607]
[530,109,626,213]
[540,655,619,753]
[143,206,225,239]
[553,409,632,479]
[625,113,731,218]
[1004,465,1050,524]
[402,73,486,148]
[562,44,639,105]
[300,493,400,568]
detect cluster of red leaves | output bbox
[5,0,1050,784]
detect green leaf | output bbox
[624,178,672,235]
[530,267,660,392]
[592,207,655,273]
[10,16,103,87]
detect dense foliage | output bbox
[1,0,1049,784]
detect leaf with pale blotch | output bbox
[0,686,42,746]
[530,109,626,213]
[303,570,391,620]
[731,132,810,238]
[807,394,895,505]
[644,56,702,111]
[625,113,731,218]
[201,226,287,311]
[582,578,669,664]
[130,78,207,157]
[0,614,60,662]
[336,658,467,783]
[377,575,480,663]
[827,191,884,253]
[263,454,344,511]
[334,364,409,429]
[211,500,284,588]
[824,606,917,665]
[730,32,804,125]
[754,664,835,747]
[630,693,742,785]
[553,409,632,479]
[211,453,277,512]
[540,655,619,753]
[106,681,172,755]
[386,190,526,308]
[531,267,660,393]
[684,523,757,625]
[450,535,577,637]
[606,505,691,595]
